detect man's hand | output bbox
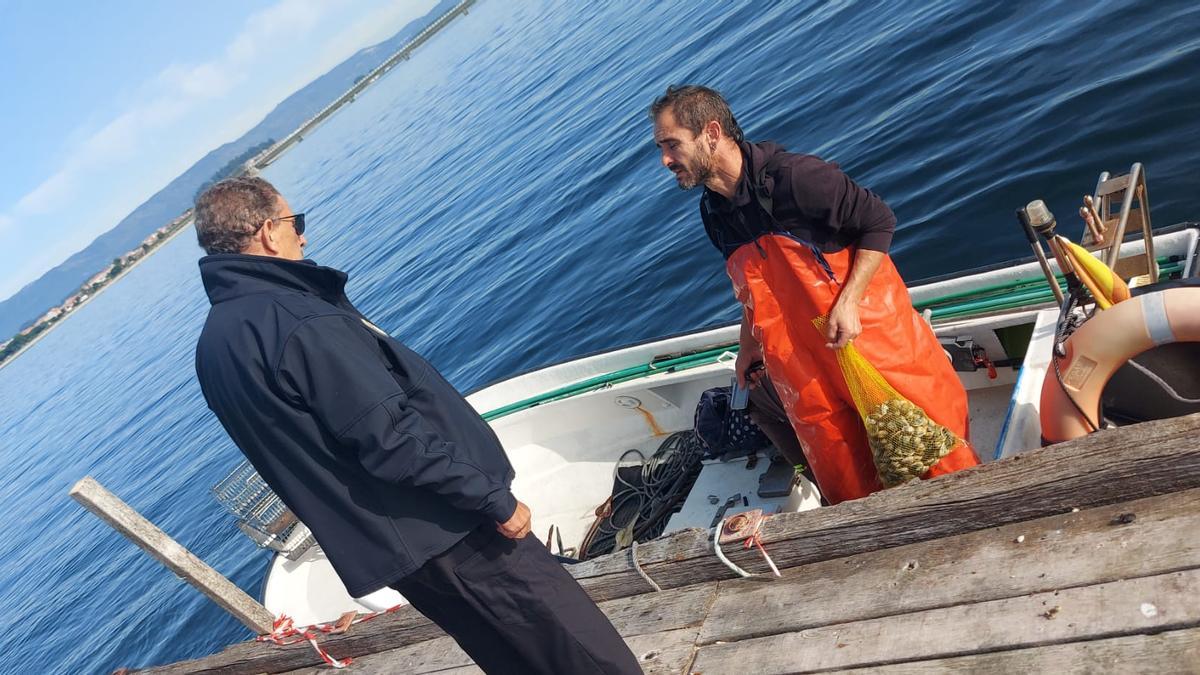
[824,298,862,350]
[823,248,882,349]
[735,347,765,388]
[496,500,532,539]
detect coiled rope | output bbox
[579,431,705,560]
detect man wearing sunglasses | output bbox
[192,177,638,674]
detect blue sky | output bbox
[0,0,436,301]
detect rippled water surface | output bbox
[1,1,1196,671]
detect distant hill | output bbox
[0,0,461,338]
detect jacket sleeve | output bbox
[275,315,517,523]
[789,157,896,253]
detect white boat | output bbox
[233,214,1198,627]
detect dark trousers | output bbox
[391,527,642,675]
[748,372,823,494]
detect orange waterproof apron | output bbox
[727,235,978,504]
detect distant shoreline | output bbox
[0,222,193,372]
[0,0,477,373]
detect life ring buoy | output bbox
[1040,287,1200,444]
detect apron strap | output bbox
[745,154,838,283]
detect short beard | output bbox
[675,146,715,191]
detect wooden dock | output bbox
[142,413,1200,673]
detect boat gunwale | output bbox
[467,224,1199,416]
[910,221,1197,286]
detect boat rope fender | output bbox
[1040,287,1200,444]
[257,603,406,668]
[629,539,662,592]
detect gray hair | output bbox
[194,177,280,255]
[649,85,744,143]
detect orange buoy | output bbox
[1040,287,1200,443]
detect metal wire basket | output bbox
[212,460,315,560]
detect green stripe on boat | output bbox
[481,257,1184,421]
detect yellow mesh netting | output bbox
[813,316,960,487]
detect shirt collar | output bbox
[703,145,755,213]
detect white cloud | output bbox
[14,97,191,214]
[159,62,234,100]
[7,0,346,220]
[1,0,442,300]
[13,170,73,214]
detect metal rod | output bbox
[1105,164,1142,268]
[1139,182,1159,283]
[1017,208,1065,304]
[1032,239,1064,304]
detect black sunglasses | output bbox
[273,212,306,235]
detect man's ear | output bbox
[260,218,281,255]
[704,120,722,149]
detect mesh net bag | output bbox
[813,316,961,487]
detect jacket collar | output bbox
[198,253,349,305]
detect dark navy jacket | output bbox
[195,254,517,597]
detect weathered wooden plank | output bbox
[570,413,1200,601]
[700,488,1200,644]
[832,627,1200,674]
[297,635,468,675]
[431,627,700,675]
[286,627,702,675]
[69,477,274,634]
[690,569,1200,674]
[275,488,1200,674]
[601,576,716,637]
[623,628,701,675]
[146,414,1200,673]
[141,605,444,675]
[144,573,716,674]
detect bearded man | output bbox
[651,85,978,503]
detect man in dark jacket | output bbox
[193,177,639,674]
[649,86,977,504]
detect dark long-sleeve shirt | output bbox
[700,141,896,259]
